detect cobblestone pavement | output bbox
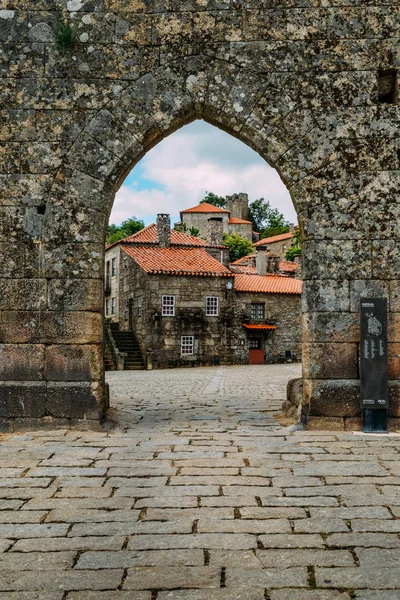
[1,364,400,599]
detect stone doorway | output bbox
[1,3,399,431]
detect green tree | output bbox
[248,197,289,235]
[261,208,290,238]
[106,217,145,245]
[173,223,200,237]
[285,229,301,261]
[223,233,253,263]
[200,191,226,208]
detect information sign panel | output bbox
[360,297,388,409]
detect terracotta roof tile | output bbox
[122,246,232,277]
[113,224,214,248]
[243,324,277,330]
[279,260,300,273]
[229,217,252,224]
[234,273,302,295]
[231,254,256,265]
[253,232,293,246]
[180,202,229,214]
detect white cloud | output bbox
[110,120,297,226]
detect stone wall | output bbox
[182,212,230,240]
[0,0,399,429]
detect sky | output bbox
[110,120,297,228]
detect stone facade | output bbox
[181,198,253,242]
[118,247,302,369]
[0,1,399,429]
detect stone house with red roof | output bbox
[253,231,298,259]
[105,214,302,369]
[179,193,253,242]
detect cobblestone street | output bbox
[1,364,400,599]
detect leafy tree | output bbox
[248,197,289,235]
[173,223,200,237]
[261,208,290,238]
[106,217,145,245]
[285,229,301,261]
[223,233,253,263]
[200,191,226,208]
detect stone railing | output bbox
[105,321,127,371]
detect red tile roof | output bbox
[253,232,293,247]
[122,246,232,277]
[180,202,229,214]
[231,254,256,265]
[234,273,302,295]
[229,217,252,225]
[243,324,277,330]
[279,260,300,273]
[108,224,215,249]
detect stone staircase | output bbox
[109,323,146,370]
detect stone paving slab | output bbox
[0,365,399,597]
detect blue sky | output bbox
[110,120,297,227]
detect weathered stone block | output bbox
[46,382,103,419]
[373,241,400,279]
[0,382,46,418]
[388,382,400,417]
[302,240,372,280]
[45,345,102,382]
[302,280,350,313]
[349,280,389,313]
[305,379,360,418]
[0,279,47,310]
[48,279,102,312]
[307,417,345,431]
[389,280,400,312]
[0,311,102,344]
[303,343,358,379]
[0,344,44,381]
[302,312,359,344]
[42,243,103,279]
[287,378,303,408]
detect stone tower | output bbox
[226,193,249,221]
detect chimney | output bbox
[156,214,171,247]
[256,247,267,277]
[289,223,295,232]
[266,254,280,274]
[207,217,224,246]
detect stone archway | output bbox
[0,2,399,430]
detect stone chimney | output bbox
[267,254,280,274]
[156,214,171,247]
[256,248,267,277]
[207,217,224,246]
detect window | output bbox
[124,300,128,321]
[111,257,116,276]
[111,297,116,314]
[162,295,175,316]
[251,303,264,320]
[206,296,219,316]
[138,297,142,317]
[106,299,110,316]
[106,260,110,276]
[249,339,261,349]
[181,335,194,356]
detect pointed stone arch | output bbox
[1,2,399,430]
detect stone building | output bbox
[180,193,253,242]
[253,231,296,260]
[106,215,302,369]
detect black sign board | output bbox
[360,297,388,410]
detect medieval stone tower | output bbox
[226,193,249,222]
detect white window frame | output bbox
[106,299,110,316]
[206,296,219,316]
[111,257,117,276]
[162,295,175,316]
[181,335,194,356]
[111,297,116,314]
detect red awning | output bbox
[242,324,276,330]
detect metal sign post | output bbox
[360,298,388,433]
